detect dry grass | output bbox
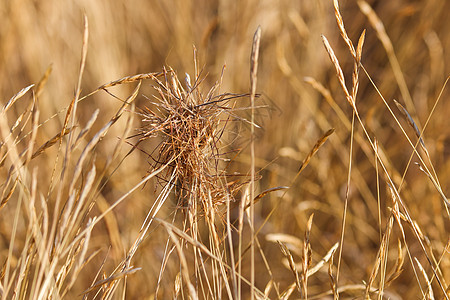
[1,0,449,299]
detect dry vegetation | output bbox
[1,0,449,299]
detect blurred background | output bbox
[1,0,449,298]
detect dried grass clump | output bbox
[136,66,246,213]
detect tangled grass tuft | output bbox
[136,66,249,216]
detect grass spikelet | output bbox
[393,99,426,150]
[280,283,296,300]
[385,240,405,286]
[321,35,353,106]
[301,214,313,299]
[364,215,394,299]
[275,214,315,299]
[309,243,339,277]
[415,257,435,300]
[333,0,356,58]
[244,186,288,210]
[297,128,335,174]
[278,241,302,295]
[35,65,52,98]
[31,127,74,160]
[82,267,141,296]
[0,176,18,210]
[328,247,339,299]
[2,84,35,113]
[166,227,199,300]
[351,30,365,100]
[96,72,163,91]
[355,30,366,64]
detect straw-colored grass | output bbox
[1,0,449,299]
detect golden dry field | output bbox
[0,0,449,299]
